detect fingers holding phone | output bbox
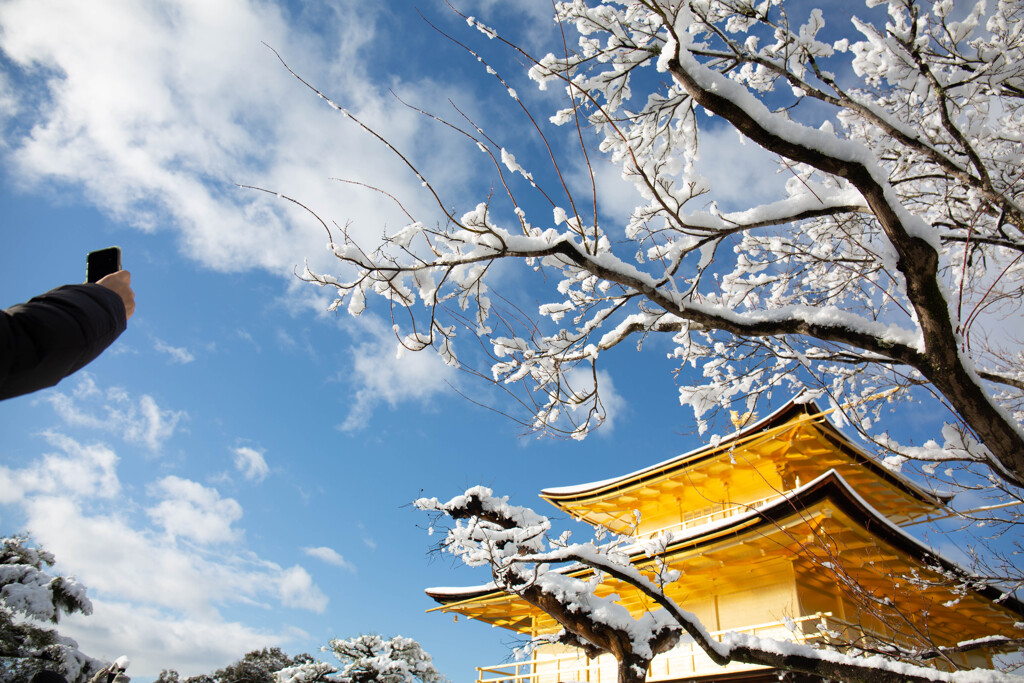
[96,270,135,320]
[88,247,134,320]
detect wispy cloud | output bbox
[236,329,261,352]
[303,546,356,572]
[357,522,377,552]
[154,338,196,364]
[146,476,243,545]
[0,0,470,279]
[563,368,628,434]
[339,316,458,432]
[0,431,120,505]
[0,0,504,429]
[43,374,186,452]
[232,446,269,483]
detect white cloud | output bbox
[24,492,327,618]
[339,315,458,432]
[146,476,243,545]
[689,123,789,212]
[44,374,186,452]
[62,600,298,678]
[1,444,328,677]
[587,157,648,229]
[563,368,628,434]
[0,432,120,505]
[154,338,196,364]
[277,565,328,613]
[0,0,488,427]
[232,446,269,483]
[0,0,469,279]
[303,546,356,572]
[465,1,563,55]
[570,120,789,232]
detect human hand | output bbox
[97,270,135,320]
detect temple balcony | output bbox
[475,613,843,683]
[645,492,783,540]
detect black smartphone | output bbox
[86,247,122,283]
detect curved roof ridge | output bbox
[540,398,803,497]
[540,398,948,508]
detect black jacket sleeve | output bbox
[0,284,128,400]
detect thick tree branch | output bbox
[656,34,1024,488]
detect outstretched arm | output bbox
[0,277,131,400]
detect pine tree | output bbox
[0,535,103,682]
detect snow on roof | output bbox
[424,583,498,599]
[540,400,796,496]
[540,398,945,507]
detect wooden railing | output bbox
[475,614,850,683]
[651,493,784,538]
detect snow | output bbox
[425,583,498,598]
[0,564,93,622]
[316,8,1024,675]
[719,629,1024,682]
[542,399,936,505]
[315,0,1024,474]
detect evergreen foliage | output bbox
[0,536,102,683]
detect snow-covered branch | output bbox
[300,0,1024,483]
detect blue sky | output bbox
[0,1,974,681]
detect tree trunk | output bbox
[616,653,650,683]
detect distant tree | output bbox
[327,634,443,683]
[274,635,443,683]
[0,535,104,683]
[182,675,214,683]
[161,648,315,683]
[212,647,311,683]
[272,660,336,683]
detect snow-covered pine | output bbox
[273,634,443,683]
[0,536,105,682]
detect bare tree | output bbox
[291,0,1024,491]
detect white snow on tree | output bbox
[274,634,443,683]
[296,0,1024,495]
[0,535,104,683]
[282,3,1024,657]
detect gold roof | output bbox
[540,400,946,535]
[426,470,1024,647]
